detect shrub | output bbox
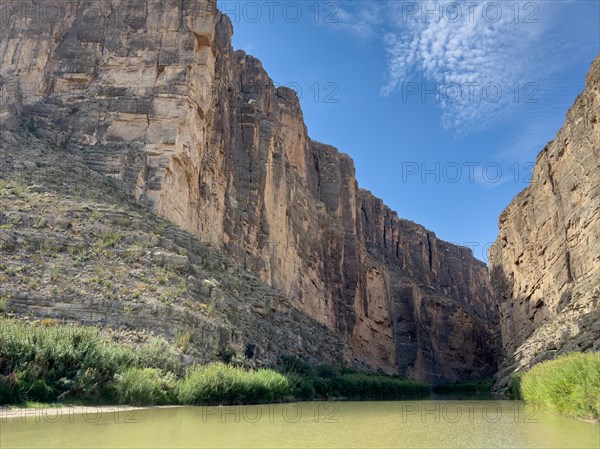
[0,295,8,313]
[285,372,428,400]
[113,368,176,406]
[0,319,179,403]
[0,319,430,406]
[315,364,339,379]
[135,338,182,374]
[174,332,192,352]
[0,373,20,405]
[40,318,57,327]
[255,368,291,400]
[177,363,291,405]
[279,355,312,376]
[507,373,523,400]
[312,377,333,398]
[287,375,316,400]
[520,352,600,420]
[328,374,429,399]
[19,376,55,402]
[0,319,133,401]
[433,379,493,395]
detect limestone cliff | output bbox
[0,129,349,370]
[489,56,600,392]
[0,0,498,383]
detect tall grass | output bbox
[177,363,291,405]
[520,352,600,420]
[0,319,430,406]
[0,319,131,403]
[176,365,429,405]
[113,368,176,406]
[0,319,179,404]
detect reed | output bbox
[520,352,600,420]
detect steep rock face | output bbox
[0,0,498,383]
[0,129,350,370]
[489,57,600,392]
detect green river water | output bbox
[1,401,598,448]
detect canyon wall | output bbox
[0,129,351,370]
[0,0,498,383]
[489,56,600,392]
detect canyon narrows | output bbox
[490,56,600,392]
[1,0,598,389]
[0,0,498,384]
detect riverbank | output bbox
[0,318,428,407]
[512,352,600,421]
[1,404,182,421]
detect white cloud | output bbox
[381,1,548,132]
[326,1,385,39]
[332,1,574,134]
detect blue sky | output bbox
[220,0,600,262]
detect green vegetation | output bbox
[176,362,428,404]
[113,368,176,406]
[0,319,429,407]
[432,379,493,397]
[0,294,8,313]
[519,352,600,420]
[305,372,429,400]
[177,364,290,405]
[507,372,523,400]
[280,356,429,401]
[0,318,180,405]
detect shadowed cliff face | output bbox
[0,0,499,383]
[489,56,600,393]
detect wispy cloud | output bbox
[332,2,385,39]
[331,0,584,134]
[381,1,549,132]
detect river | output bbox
[1,401,598,448]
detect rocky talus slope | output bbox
[0,129,349,368]
[489,56,600,393]
[0,0,498,383]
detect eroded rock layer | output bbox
[489,56,600,393]
[0,129,350,370]
[0,0,498,383]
